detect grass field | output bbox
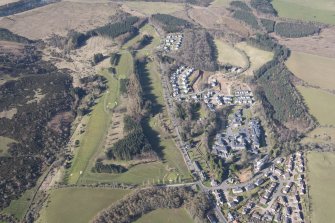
[214,39,248,68]
[124,2,184,15]
[286,51,335,91]
[134,208,194,223]
[66,51,133,185]
[1,188,35,220]
[302,127,335,144]
[236,42,273,76]
[297,86,335,126]
[37,188,130,223]
[272,0,335,25]
[0,136,16,156]
[307,152,335,222]
[211,0,231,7]
[75,25,190,185]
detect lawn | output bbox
[37,188,130,223]
[307,152,335,223]
[134,208,194,223]
[124,1,184,15]
[272,0,335,25]
[286,51,335,91]
[214,39,248,68]
[236,42,273,76]
[0,136,16,156]
[297,86,335,126]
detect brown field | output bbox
[0,1,119,39]
[44,36,117,86]
[276,27,335,58]
[286,51,335,91]
[123,1,184,15]
[188,6,250,36]
[238,168,252,183]
[0,0,19,6]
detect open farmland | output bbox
[286,51,335,91]
[236,42,273,76]
[123,2,184,15]
[307,152,335,223]
[297,86,335,126]
[134,208,194,223]
[214,39,248,68]
[37,188,130,223]
[0,1,118,39]
[272,0,335,25]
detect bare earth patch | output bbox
[0,1,119,39]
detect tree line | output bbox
[92,187,212,223]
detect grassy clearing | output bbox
[272,0,335,25]
[66,51,133,185]
[134,208,194,223]
[297,86,335,126]
[286,51,335,91]
[214,39,248,68]
[307,152,335,223]
[37,188,130,223]
[0,136,16,156]
[302,127,335,144]
[236,42,273,76]
[124,2,184,15]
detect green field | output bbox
[236,42,273,76]
[69,24,190,185]
[2,188,35,220]
[37,188,130,223]
[214,39,248,68]
[297,86,335,126]
[134,208,194,223]
[124,2,184,15]
[0,136,16,156]
[286,51,335,91]
[66,51,133,185]
[272,0,335,25]
[307,152,335,222]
